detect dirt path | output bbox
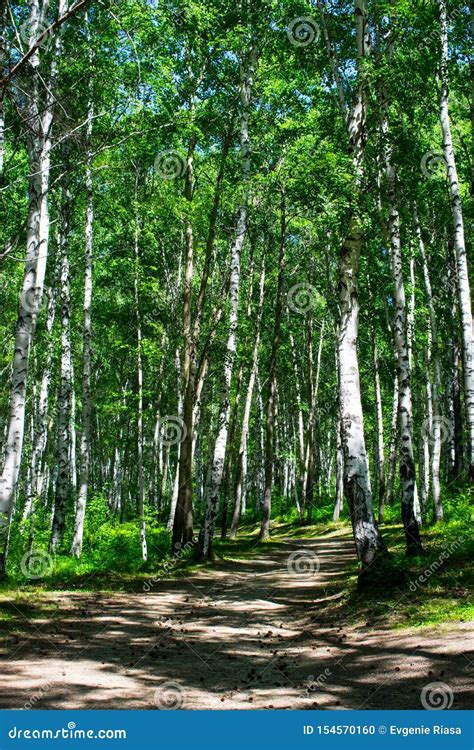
[1,535,472,710]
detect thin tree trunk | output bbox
[386,375,398,507]
[230,257,266,539]
[439,0,474,480]
[450,342,464,481]
[333,342,344,522]
[415,211,443,518]
[171,120,197,552]
[373,339,386,524]
[171,73,231,553]
[71,43,93,557]
[167,347,184,532]
[260,193,286,541]
[69,358,77,495]
[333,413,344,521]
[288,324,306,516]
[29,281,56,504]
[150,333,167,511]
[303,319,325,524]
[379,26,421,552]
[255,371,265,508]
[133,186,147,561]
[199,44,257,561]
[221,363,244,539]
[51,166,73,552]
[385,161,421,553]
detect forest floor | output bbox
[0,524,472,710]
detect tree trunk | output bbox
[71,47,94,557]
[415,211,443,518]
[29,281,56,506]
[51,167,73,552]
[133,186,147,561]
[374,6,422,552]
[303,319,325,524]
[199,44,257,561]
[167,347,184,532]
[260,194,286,541]
[0,0,65,573]
[171,120,197,552]
[386,375,398,507]
[373,340,386,524]
[220,363,244,540]
[335,0,387,580]
[385,161,421,554]
[333,412,344,522]
[338,218,386,576]
[230,257,266,539]
[439,0,474,480]
[288,324,306,517]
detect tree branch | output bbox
[0,0,91,93]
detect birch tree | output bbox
[0,0,67,573]
[71,39,94,557]
[198,43,257,560]
[438,0,474,481]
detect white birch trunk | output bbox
[417,373,430,517]
[415,212,443,518]
[333,343,344,522]
[378,12,421,551]
[230,257,265,539]
[200,44,257,560]
[255,371,265,507]
[386,375,398,507]
[335,1,386,577]
[338,222,384,569]
[133,186,147,561]
[302,320,325,523]
[439,0,474,479]
[385,156,421,553]
[167,347,183,532]
[69,358,77,495]
[333,418,344,521]
[71,44,93,556]
[0,0,66,573]
[29,283,56,503]
[51,172,73,552]
[288,325,305,509]
[373,340,386,524]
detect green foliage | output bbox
[0,0,472,604]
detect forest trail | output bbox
[1,534,472,710]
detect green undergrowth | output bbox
[213,489,473,631]
[0,490,472,634]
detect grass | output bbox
[0,490,472,633]
[212,509,473,631]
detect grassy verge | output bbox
[213,515,473,630]
[0,493,472,634]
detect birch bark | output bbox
[335,0,386,576]
[71,36,94,556]
[199,45,257,560]
[0,0,66,573]
[260,193,286,541]
[230,257,265,539]
[439,0,474,480]
[51,168,73,551]
[415,212,443,519]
